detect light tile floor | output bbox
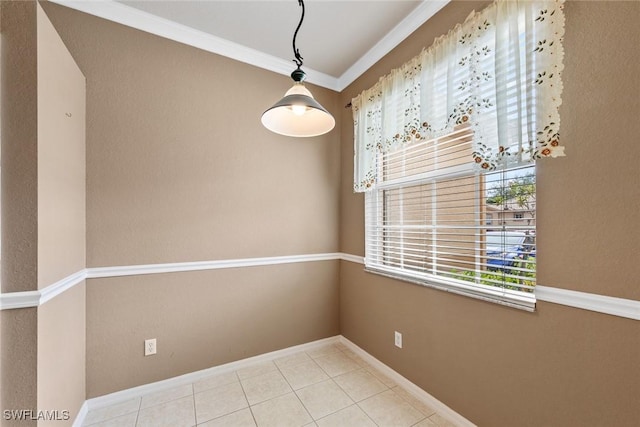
[83,343,458,427]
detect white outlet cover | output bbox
[394,331,402,348]
[145,338,157,356]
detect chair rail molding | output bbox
[1,253,638,321]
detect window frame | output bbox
[364,142,537,311]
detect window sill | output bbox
[364,265,536,312]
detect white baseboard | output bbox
[73,335,473,426]
[338,336,476,427]
[72,400,89,427]
[78,336,339,415]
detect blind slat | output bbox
[366,130,537,308]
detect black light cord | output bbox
[292,0,305,69]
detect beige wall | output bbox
[1,1,39,424]
[340,263,638,426]
[1,309,38,427]
[42,2,340,269]
[339,1,639,426]
[1,0,38,295]
[37,283,85,426]
[36,2,86,289]
[42,1,341,396]
[35,2,87,425]
[87,263,339,397]
[2,1,637,425]
[1,2,86,425]
[537,0,640,300]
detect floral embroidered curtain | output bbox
[352,0,565,192]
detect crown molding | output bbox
[337,0,450,90]
[48,0,451,93]
[48,0,340,91]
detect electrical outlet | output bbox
[394,331,403,348]
[144,338,157,356]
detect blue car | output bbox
[486,231,532,271]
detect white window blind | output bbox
[365,124,537,310]
[354,0,565,310]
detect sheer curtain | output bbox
[353,0,565,193]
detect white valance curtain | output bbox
[352,0,565,192]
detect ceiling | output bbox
[49,1,450,91]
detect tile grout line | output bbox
[313,346,371,424]
[353,400,383,427]
[297,347,351,423]
[316,345,392,423]
[250,346,368,425]
[134,396,142,427]
[290,350,324,422]
[273,354,315,425]
[86,343,452,427]
[200,407,253,427]
[190,383,196,427]
[339,345,434,427]
[331,345,391,426]
[275,346,340,423]
[325,373,387,427]
[235,368,258,427]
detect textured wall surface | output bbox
[37,283,86,427]
[339,1,640,426]
[1,0,38,294]
[1,2,39,425]
[86,263,339,397]
[35,3,87,424]
[36,2,86,290]
[42,2,340,268]
[1,3,86,424]
[42,1,341,397]
[2,1,636,425]
[535,0,640,300]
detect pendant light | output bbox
[261,0,335,137]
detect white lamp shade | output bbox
[261,83,335,137]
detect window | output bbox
[365,124,537,310]
[352,0,565,311]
